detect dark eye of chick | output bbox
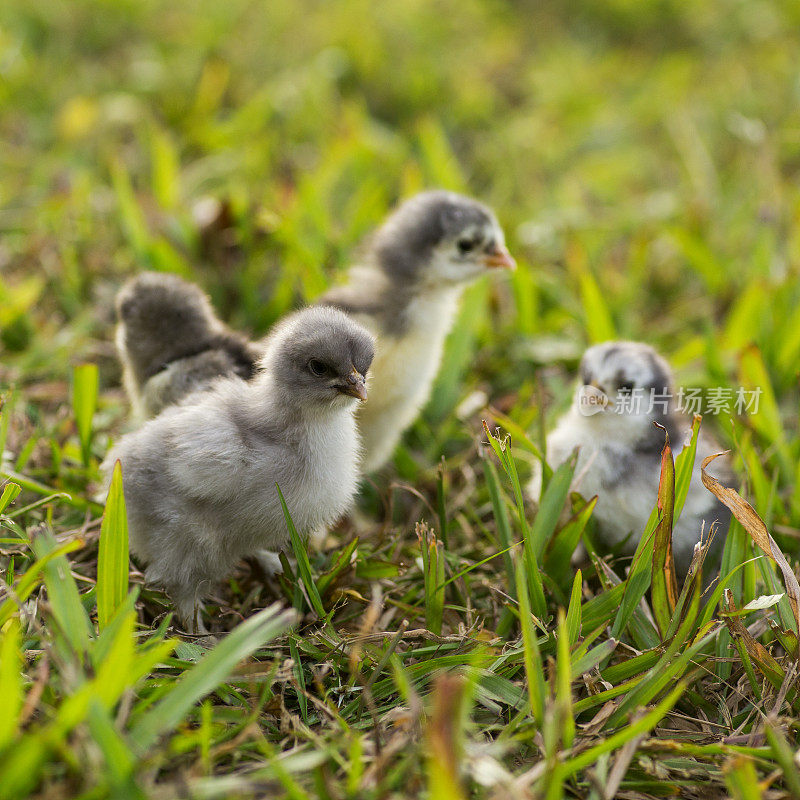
[617,380,635,393]
[457,238,478,254]
[308,359,331,377]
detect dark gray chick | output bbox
[115,272,261,419]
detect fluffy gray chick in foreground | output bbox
[528,341,733,577]
[115,271,262,419]
[111,191,514,471]
[102,306,374,631]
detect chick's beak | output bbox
[582,381,610,410]
[338,367,368,402]
[483,243,516,270]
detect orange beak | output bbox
[338,367,368,402]
[483,243,516,270]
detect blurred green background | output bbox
[2,2,800,797]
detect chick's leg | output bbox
[254,550,283,577]
[172,590,208,635]
[253,526,325,578]
[145,543,218,635]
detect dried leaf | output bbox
[723,590,785,687]
[701,452,800,635]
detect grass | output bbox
[1,0,800,796]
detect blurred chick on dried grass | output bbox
[102,306,374,632]
[528,341,733,577]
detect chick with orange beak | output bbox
[322,190,515,471]
[102,306,374,632]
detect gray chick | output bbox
[111,191,514,471]
[115,271,262,420]
[102,306,374,631]
[528,341,733,577]
[320,189,515,472]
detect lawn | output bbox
[1,0,800,797]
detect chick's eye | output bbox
[457,238,476,254]
[308,359,330,377]
[618,381,634,393]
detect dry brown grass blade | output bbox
[701,452,800,635]
[601,732,645,800]
[723,590,785,678]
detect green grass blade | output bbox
[93,588,142,669]
[514,554,545,726]
[0,619,22,749]
[0,482,21,514]
[544,495,596,588]
[556,610,575,747]
[436,459,449,549]
[277,483,325,618]
[0,735,48,800]
[109,156,149,258]
[31,529,92,656]
[570,638,618,679]
[483,424,547,619]
[419,523,445,635]
[723,754,763,800]
[97,460,129,630]
[0,469,102,515]
[289,635,308,723]
[529,451,577,561]
[316,536,358,597]
[129,604,295,752]
[611,431,669,639]
[482,457,516,597]
[72,363,99,467]
[149,124,179,211]
[567,242,616,343]
[606,623,716,729]
[0,539,84,627]
[673,415,700,522]
[565,570,582,646]
[764,719,800,798]
[562,681,685,778]
[0,393,14,465]
[85,700,141,795]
